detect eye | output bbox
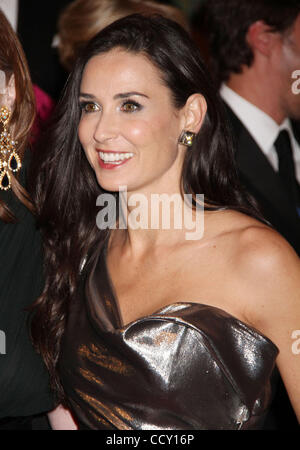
[79,101,100,113]
[120,100,142,113]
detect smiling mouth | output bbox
[99,151,134,164]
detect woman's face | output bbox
[78,48,187,195]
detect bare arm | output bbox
[235,228,300,422]
[48,404,78,430]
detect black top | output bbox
[0,153,54,418]
[59,242,279,430]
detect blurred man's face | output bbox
[277,14,300,121]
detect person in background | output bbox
[30,84,55,145]
[0,9,54,430]
[56,0,189,72]
[1,0,68,126]
[30,14,300,430]
[16,0,73,101]
[201,0,300,255]
[200,0,300,429]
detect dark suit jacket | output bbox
[225,103,300,256]
[225,103,299,430]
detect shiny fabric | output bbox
[59,242,279,430]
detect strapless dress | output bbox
[58,242,279,430]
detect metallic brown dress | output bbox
[58,242,279,430]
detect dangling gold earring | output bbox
[178,130,195,147]
[0,106,21,190]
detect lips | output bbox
[97,150,134,169]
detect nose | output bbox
[93,110,118,143]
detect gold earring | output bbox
[178,130,195,147]
[0,106,21,190]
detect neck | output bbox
[111,188,205,257]
[226,66,286,125]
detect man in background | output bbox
[200,0,300,429]
[202,0,300,256]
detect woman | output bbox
[0,10,54,429]
[56,0,189,72]
[31,14,300,430]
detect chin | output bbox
[95,175,126,193]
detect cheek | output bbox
[77,119,88,147]
[128,119,148,136]
[125,119,154,148]
[78,119,95,166]
[282,46,300,73]
[128,115,176,145]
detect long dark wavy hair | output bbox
[30,14,266,402]
[0,9,35,222]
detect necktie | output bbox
[274,129,300,213]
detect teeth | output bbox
[99,152,134,163]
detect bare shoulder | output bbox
[230,221,300,422]
[234,222,300,281]
[229,220,300,330]
[195,209,300,313]
[213,211,300,422]
[208,209,300,316]
[216,209,299,271]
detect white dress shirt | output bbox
[220,83,300,184]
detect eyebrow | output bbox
[79,91,149,100]
[113,92,149,99]
[79,93,96,99]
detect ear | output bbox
[180,93,207,135]
[1,74,16,110]
[246,21,279,57]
